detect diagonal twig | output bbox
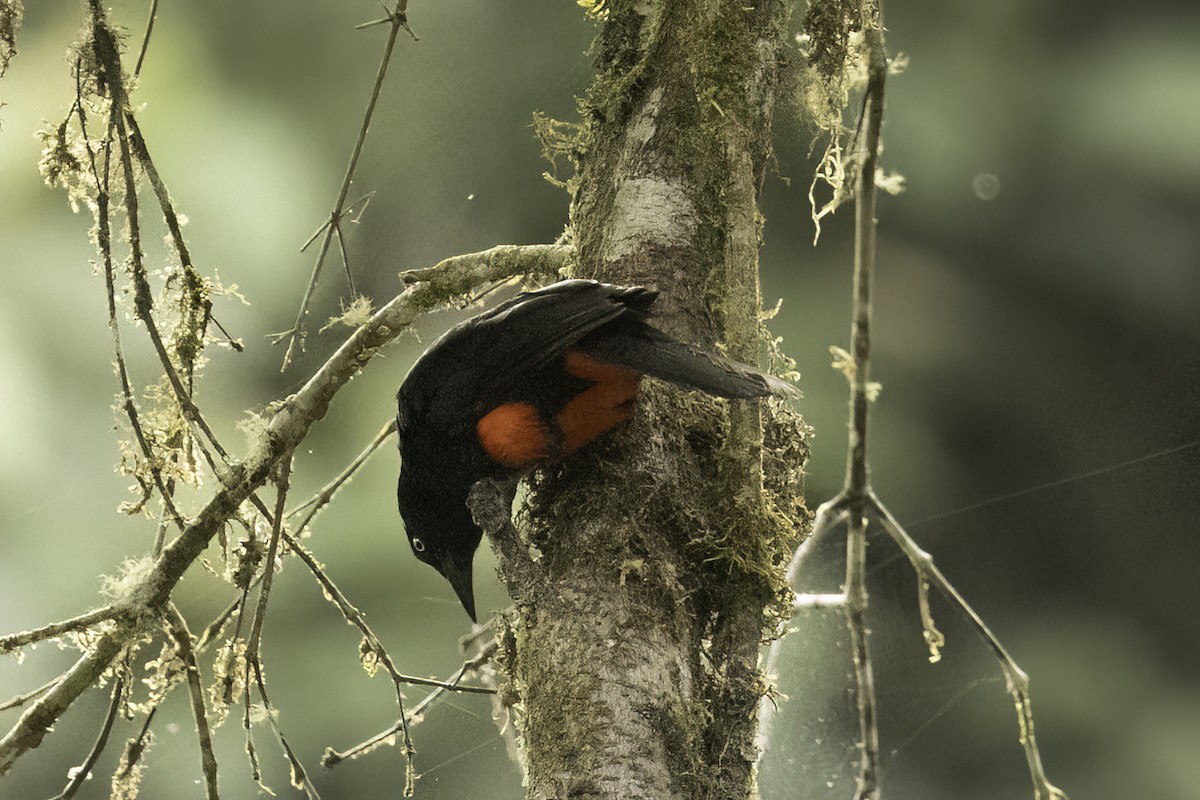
[71,70,186,532]
[322,636,500,769]
[868,494,1068,800]
[274,1,418,371]
[165,605,220,800]
[50,675,125,800]
[132,0,158,77]
[0,606,118,655]
[288,418,397,528]
[0,679,61,714]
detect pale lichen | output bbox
[0,0,21,77]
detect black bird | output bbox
[396,279,795,621]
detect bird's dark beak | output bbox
[439,556,477,623]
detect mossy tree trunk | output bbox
[492,3,808,799]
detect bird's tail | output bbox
[581,329,798,399]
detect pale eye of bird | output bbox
[411,538,426,553]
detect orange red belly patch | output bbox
[476,402,550,467]
[557,351,642,454]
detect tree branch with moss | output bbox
[4,2,574,795]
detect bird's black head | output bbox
[397,469,483,622]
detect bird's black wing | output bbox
[578,316,799,399]
[398,280,652,436]
[463,280,652,383]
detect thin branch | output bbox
[165,605,219,800]
[869,495,1069,800]
[50,675,124,800]
[88,5,230,495]
[281,527,495,700]
[111,600,234,793]
[249,658,322,799]
[0,679,60,714]
[335,223,356,297]
[245,459,293,668]
[845,505,879,800]
[120,111,230,466]
[122,111,229,455]
[197,590,251,652]
[842,6,887,797]
[132,0,158,77]
[275,2,416,370]
[322,637,500,769]
[288,418,397,528]
[210,313,245,352]
[241,655,266,791]
[0,633,128,776]
[355,1,417,35]
[0,606,118,655]
[72,81,186,532]
[234,462,301,791]
[763,2,1070,795]
[117,111,225,490]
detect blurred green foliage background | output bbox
[1,1,1197,798]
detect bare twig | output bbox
[277,524,492,795]
[841,7,887,797]
[761,2,1070,797]
[322,637,500,768]
[0,679,60,714]
[279,530,493,697]
[868,495,1068,800]
[248,659,322,800]
[355,0,417,36]
[50,675,124,800]
[234,461,307,791]
[132,0,158,77]
[275,1,416,370]
[845,504,879,800]
[165,605,219,800]
[72,77,186,532]
[245,459,292,668]
[241,659,266,791]
[197,591,250,652]
[0,606,118,655]
[288,418,397,528]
